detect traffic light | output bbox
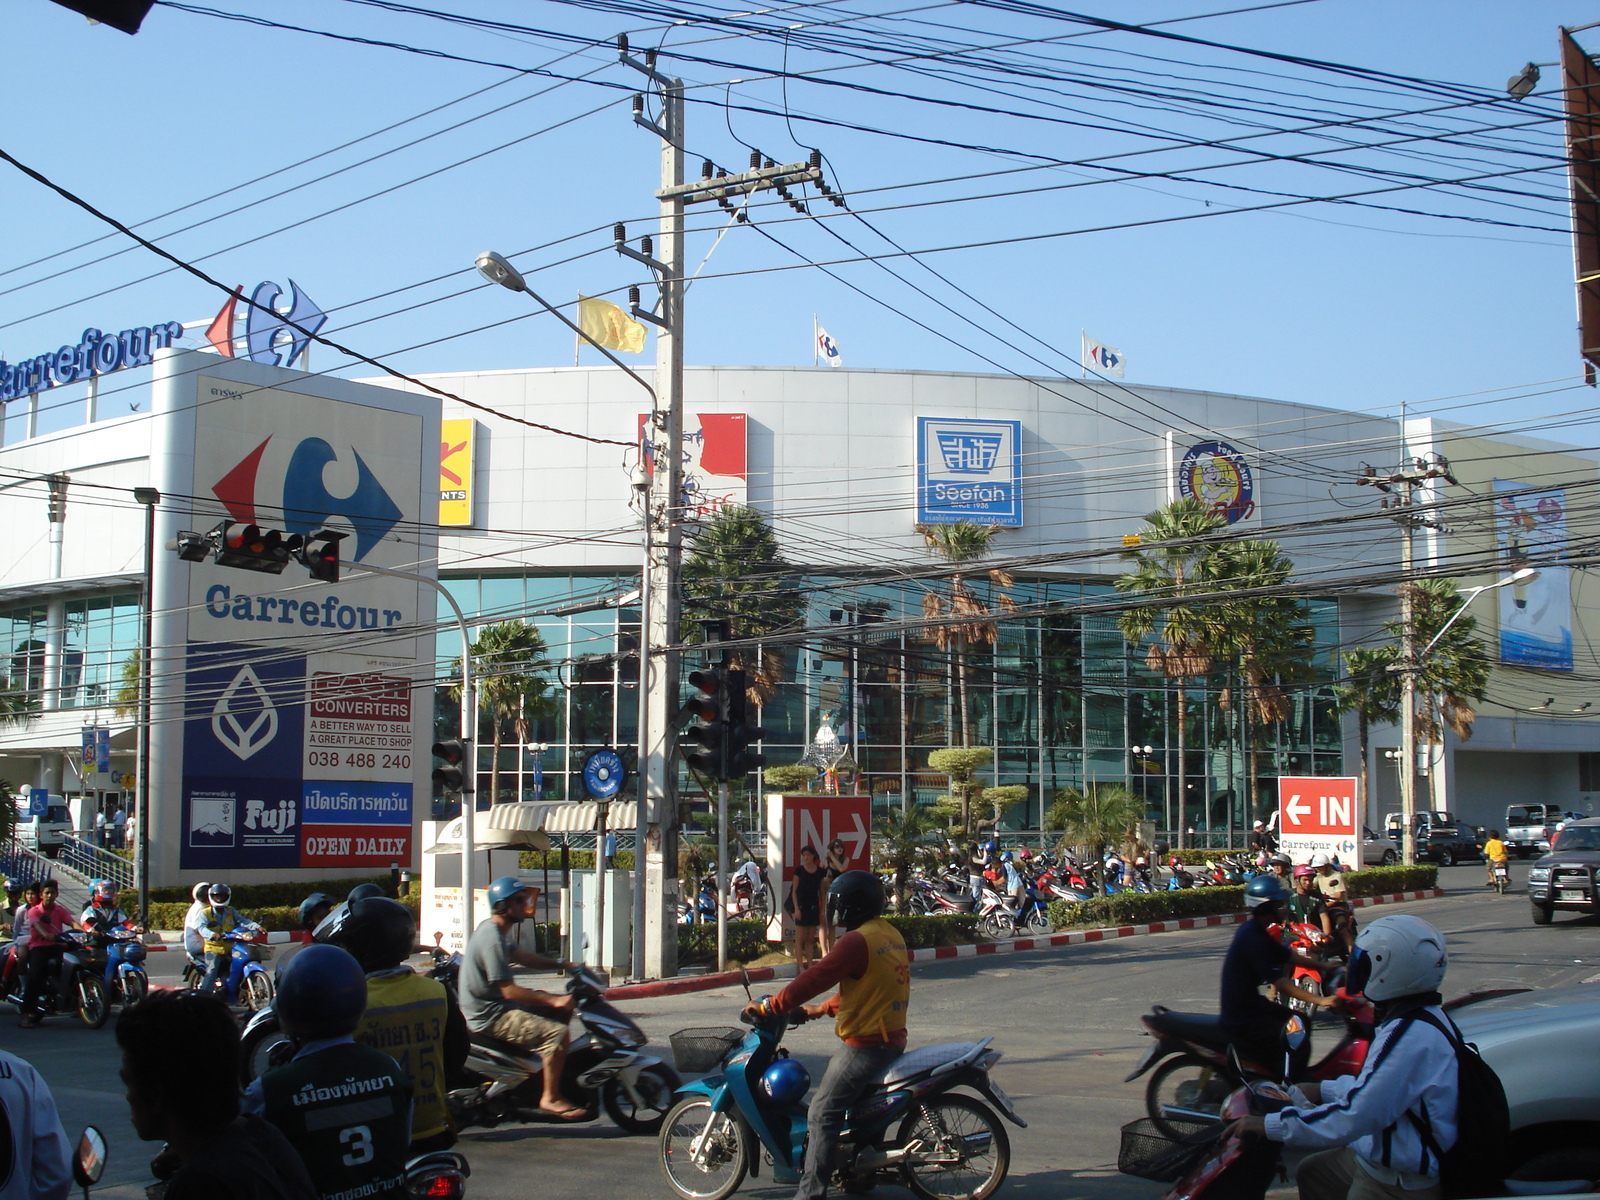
[725,670,766,777]
[682,666,729,779]
[431,739,472,794]
[297,530,346,583]
[214,523,301,574]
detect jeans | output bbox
[796,1042,903,1200]
[200,951,229,997]
[21,945,65,1016]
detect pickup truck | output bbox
[1505,803,1562,859]
[1527,817,1600,924]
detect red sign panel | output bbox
[300,825,411,868]
[1277,776,1360,864]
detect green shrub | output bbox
[1344,864,1437,896]
[678,920,769,965]
[142,894,426,933]
[120,875,393,913]
[1048,886,1246,930]
[517,850,634,872]
[1164,848,1251,865]
[883,914,978,948]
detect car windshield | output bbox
[1552,827,1600,853]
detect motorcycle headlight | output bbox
[1529,867,1550,882]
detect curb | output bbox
[604,887,1445,1001]
[141,931,311,952]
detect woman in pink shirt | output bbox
[20,880,78,1028]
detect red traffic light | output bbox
[297,529,346,583]
[214,523,300,574]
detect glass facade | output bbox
[0,593,142,710]
[435,572,1345,841]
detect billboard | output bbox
[638,412,747,521]
[916,417,1023,526]
[763,792,872,942]
[438,418,475,527]
[1495,481,1572,671]
[1276,776,1359,865]
[149,354,436,881]
[1168,435,1257,526]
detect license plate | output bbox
[1559,889,1584,901]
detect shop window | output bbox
[1580,753,1600,792]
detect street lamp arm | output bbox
[345,560,477,933]
[1418,568,1537,658]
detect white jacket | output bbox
[0,1049,71,1200]
[182,899,208,956]
[1264,1005,1460,1187]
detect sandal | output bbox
[540,1103,590,1121]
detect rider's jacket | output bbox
[79,905,134,933]
[774,916,909,1047]
[196,904,249,955]
[357,968,453,1145]
[259,1037,412,1200]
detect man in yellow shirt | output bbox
[1483,829,1509,887]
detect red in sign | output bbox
[1277,776,1359,836]
[771,794,871,887]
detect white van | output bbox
[12,793,72,858]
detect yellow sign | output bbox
[439,419,475,527]
[1122,533,1142,547]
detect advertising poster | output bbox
[637,412,747,520]
[1168,435,1257,526]
[1495,481,1572,671]
[155,363,434,879]
[916,416,1023,527]
[438,418,476,527]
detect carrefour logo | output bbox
[211,434,402,562]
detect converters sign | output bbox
[1276,776,1360,865]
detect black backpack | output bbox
[1400,1009,1510,1200]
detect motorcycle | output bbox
[144,1138,470,1200]
[1,930,111,1028]
[1492,859,1511,895]
[658,974,1024,1200]
[88,926,148,1008]
[448,963,680,1135]
[1274,921,1335,1019]
[678,875,718,925]
[182,928,274,1011]
[1126,988,1375,1139]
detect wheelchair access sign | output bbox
[1277,776,1359,865]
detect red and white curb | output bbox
[142,931,311,951]
[605,888,1445,1001]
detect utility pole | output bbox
[1357,451,1456,866]
[618,35,829,979]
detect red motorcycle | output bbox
[1272,920,1336,1019]
[1126,988,1374,1139]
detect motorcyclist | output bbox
[248,945,412,1200]
[19,879,79,1029]
[81,879,142,986]
[459,876,585,1120]
[1286,865,1331,939]
[1267,853,1293,881]
[1220,875,1336,1073]
[1233,915,1461,1200]
[743,870,909,1200]
[1482,829,1509,887]
[297,892,335,934]
[1311,853,1356,951]
[317,895,468,1152]
[182,881,211,973]
[2,880,42,992]
[195,883,260,998]
[1000,851,1025,918]
[1,877,21,935]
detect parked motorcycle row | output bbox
[678,864,774,925]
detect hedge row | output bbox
[677,913,980,966]
[1343,864,1438,896]
[517,850,635,872]
[123,876,394,911]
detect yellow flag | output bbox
[578,294,647,354]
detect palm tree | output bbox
[1116,500,1228,841]
[450,621,556,807]
[113,650,140,718]
[683,505,801,703]
[1207,540,1315,822]
[1331,646,1399,825]
[1398,578,1490,749]
[1045,783,1145,895]
[876,806,938,912]
[916,521,1015,748]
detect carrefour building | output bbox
[2,336,1597,883]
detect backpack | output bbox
[1401,1008,1510,1200]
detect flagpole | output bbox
[812,315,818,367]
[1080,329,1086,380]
[574,299,582,366]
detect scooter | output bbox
[1274,920,1336,1019]
[1,930,111,1028]
[1492,859,1511,895]
[181,928,274,1011]
[678,875,718,925]
[1126,987,1375,1139]
[447,963,680,1135]
[658,972,1024,1200]
[88,926,148,1008]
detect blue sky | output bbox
[0,0,1595,449]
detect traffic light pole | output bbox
[347,562,476,930]
[717,778,729,971]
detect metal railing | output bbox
[57,833,133,891]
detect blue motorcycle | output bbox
[181,928,275,1011]
[658,975,1024,1200]
[89,927,148,1008]
[677,874,718,925]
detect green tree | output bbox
[1116,500,1228,841]
[1207,540,1315,820]
[683,504,801,703]
[916,521,1015,748]
[1331,646,1399,823]
[450,621,557,807]
[762,764,818,792]
[1397,578,1490,751]
[978,785,1030,836]
[113,650,141,718]
[1045,783,1145,895]
[927,746,993,838]
[875,806,939,913]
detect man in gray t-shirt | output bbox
[460,877,588,1120]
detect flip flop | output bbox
[540,1105,591,1121]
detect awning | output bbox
[423,811,551,855]
[512,801,637,835]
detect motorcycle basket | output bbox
[1117,1118,1219,1183]
[669,1027,745,1073]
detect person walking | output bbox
[111,806,126,849]
[786,846,826,968]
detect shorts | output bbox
[488,1007,567,1056]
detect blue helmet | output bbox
[1244,874,1291,909]
[276,944,368,1041]
[760,1057,811,1106]
[488,876,535,915]
[983,839,998,852]
[1000,851,1014,863]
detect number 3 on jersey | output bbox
[340,1125,373,1166]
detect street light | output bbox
[1506,61,1541,99]
[132,486,159,926]
[1421,568,1538,656]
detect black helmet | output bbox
[347,883,387,902]
[315,897,416,972]
[826,870,885,931]
[297,892,336,931]
[276,945,368,1042]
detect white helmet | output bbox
[192,881,212,903]
[1309,852,1331,868]
[1352,914,1447,1001]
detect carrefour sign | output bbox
[916,416,1023,526]
[0,321,183,403]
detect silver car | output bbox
[1362,826,1400,866]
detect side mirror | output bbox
[72,1125,106,1192]
[737,966,753,1001]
